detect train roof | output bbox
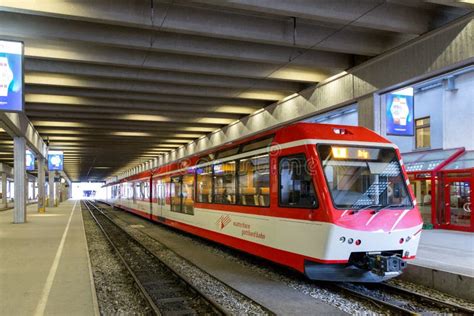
[106,122,392,185]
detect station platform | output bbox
[401,229,474,301]
[0,200,99,315]
[0,200,39,212]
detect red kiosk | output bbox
[402,148,465,229]
[437,151,474,232]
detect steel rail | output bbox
[94,200,278,316]
[81,201,162,316]
[335,282,474,315]
[379,282,474,315]
[84,200,227,315]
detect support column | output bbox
[48,171,54,207]
[1,172,7,208]
[55,181,60,205]
[25,179,29,202]
[13,137,26,223]
[38,158,45,213]
[357,93,381,133]
[31,179,35,201]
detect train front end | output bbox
[306,143,423,282]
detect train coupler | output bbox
[367,254,407,276]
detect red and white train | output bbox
[102,123,423,282]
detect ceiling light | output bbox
[111,131,152,137]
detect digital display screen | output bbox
[48,150,64,171]
[386,89,414,136]
[26,150,35,171]
[0,40,23,112]
[331,146,381,160]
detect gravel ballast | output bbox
[98,206,274,315]
[82,206,153,315]
[99,203,474,315]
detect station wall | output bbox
[384,69,474,153]
[442,71,474,150]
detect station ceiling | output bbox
[0,0,472,181]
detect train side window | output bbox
[241,136,274,153]
[279,155,318,208]
[196,165,213,203]
[216,147,240,159]
[155,178,165,206]
[170,177,182,213]
[238,154,270,206]
[182,173,194,215]
[213,161,236,204]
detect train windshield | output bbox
[317,144,412,210]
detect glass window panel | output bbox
[182,173,194,215]
[443,151,474,170]
[416,127,430,148]
[214,162,236,204]
[279,155,318,208]
[216,147,239,159]
[196,165,212,203]
[317,144,412,209]
[242,137,274,153]
[449,181,471,227]
[155,178,165,206]
[238,154,270,206]
[170,176,182,212]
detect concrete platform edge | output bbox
[401,264,474,301]
[79,204,101,316]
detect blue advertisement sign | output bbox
[48,150,64,171]
[0,40,23,112]
[386,92,414,136]
[26,150,35,171]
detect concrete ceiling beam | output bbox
[21,39,335,82]
[26,95,258,115]
[26,104,243,120]
[184,0,438,34]
[25,59,306,92]
[26,111,236,125]
[0,1,418,55]
[0,12,356,66]
[25,72,291,101]
[25,86,267,107]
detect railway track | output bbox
[335,282,474,315]
[91,201,474,315]
[82,200,226,316]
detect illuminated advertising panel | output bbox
[0,40,23,112]
[48,150,64,171]
[386,87,414,136]
[26,150,35,171]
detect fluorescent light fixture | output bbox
[111,131,152,137]
[120,114,170,122]
[392,87,414,96]
[281,93,299,102]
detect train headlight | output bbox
[339,237,346,243]
[399,238,404,244]
[355,239,361,246]
[347,238,354,244]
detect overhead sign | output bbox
[26,150,35,171]
[48,150,64,171]
[386,88,414,136]
[0,40,23,112]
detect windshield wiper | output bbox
[352,204,383,214]
[373,203,410,213]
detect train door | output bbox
[442,177,473,231]
[156,178,166,218]
[170,174,195,215]
[170,176,183,213]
